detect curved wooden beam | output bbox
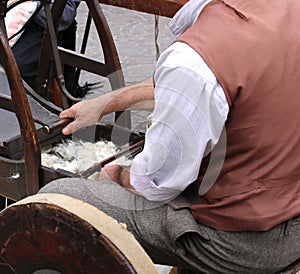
[98,0,186,17]
[0,27,41,196]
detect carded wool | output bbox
[42,139,132,179]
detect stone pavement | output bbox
[75,2,175,132]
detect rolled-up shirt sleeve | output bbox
[130,42,229,202]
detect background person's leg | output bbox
[11,23,44,90]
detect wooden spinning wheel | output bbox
[0,193,158,273]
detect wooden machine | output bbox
[0,0,184,272]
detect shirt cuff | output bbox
[130,170,181,202]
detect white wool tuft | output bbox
[42,139,132,180]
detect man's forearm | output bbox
[100,78,155,116]
[60,77,155,135]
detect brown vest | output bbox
[172,0,300,231]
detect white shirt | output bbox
[130,0,229,202]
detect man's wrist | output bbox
[119,166,132,189]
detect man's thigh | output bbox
[39,178,300,273]
[39,178,201,268]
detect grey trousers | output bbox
[39,178,300,274]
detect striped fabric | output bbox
[5,0,38,47]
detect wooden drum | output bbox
[0,193,157,274]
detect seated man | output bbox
[40,0,300,273]
[10,0,80,91]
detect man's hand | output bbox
[98,165,132,189]
[60,94,112,135]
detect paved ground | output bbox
[75,2,175,132]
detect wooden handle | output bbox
[44,118,73,134]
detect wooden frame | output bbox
[98,0,185,18]
[0,0,147,201]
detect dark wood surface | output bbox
[0,203,135,273]
[0,27,41,196]
[0,194,157,273]
[98,0,185,17]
